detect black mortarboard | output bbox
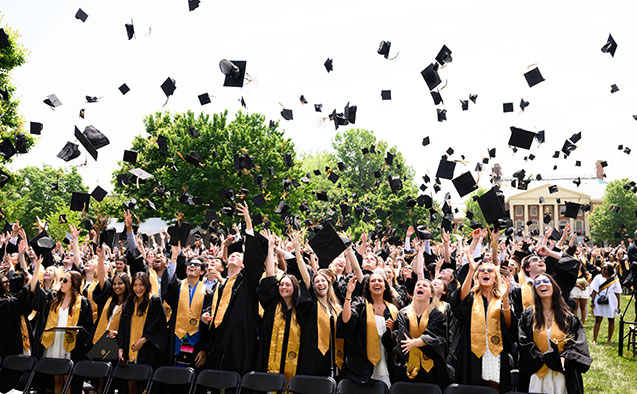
[389,176,403,193]
[561,140,576,156]
[446,147,454,156]
[281,109,293,120]
[252,194,266,207]
[508,126,535,150]
[503,102,514,113]
[75,8,88,22]
[100,227,117,249]
[30,121,43,135]
[435,45,452,65]
[123,150,138,164]
[421,63,442,91]
[91,186,107,202]
[125,21,135,40]
[185,151,203,167]
[601,34,617,57]
[14,134,27,154]
[167,222,193,246]
[469,94,478,104]
[58,214,67,224]
[299,95,308,104]
[157,135,168,150]
[328,172,339,183]
[548,185,558,194]
[187,126,200,138]
[564,201,581,219]
[436,158,456,180]
[543,213,552,224]
[70,192,90,212]
[324,58,333,72]
[161,77,176,97]
[119,83,130,95]
[524,67,545,87]
[461,100,469,111]
[422,137,430,146]
[535,130,545,144]
[337,161,345,171]
[385,152,395,165]
[611,84,619,93]
[569,131,581,143]
[453,172,478,197]
[381,90,391,100]
[431,91,443,105]
[373,170,381,178]
[0,169,9,188]
[308,222,350,268]
[406,196,417,207]
[520,98,530,111]
[43,94,62,108]
[219,59,247,87]
[198,93,211,105]
[0,139,16,160]
[74,126,96,160]
[188,0,200,11]
[283,153,294,167]
[477,187,507,224]
[314,104,323,112]
[0,28,9,49]
[417,194,433,208]
[316,191,328,201]
[345,102,357,123]
[378,40,391,58]
[437,108,447,122]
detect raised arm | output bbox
[459,249,478,301]
[413,240,425,281]
[29,255,42,293]
[97,246,107,288]
[442,228,451,263]
[264,230,276,277]
[291,231,310,290]
[341,276,357,323]
[345,245,364,283]
[69,224,83,270]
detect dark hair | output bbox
[277,274,300,312]
[362,272,397,305]
[532,274,573,332]
[602,263,615,276]
[124,272,151,317]
[521,255,542,276]
[51,271,83,317]
[107,272,131,319]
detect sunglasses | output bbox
[61,278,69,284]
[1,280,9,285]
[534,278,551,287]
[187,262,202,268]
[478,268,494,273]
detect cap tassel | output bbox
[388,51,400,61]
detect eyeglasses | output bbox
[1,280,9,285]
[478,268,494,273]
[61,278,69,284]
[534,278,551,287]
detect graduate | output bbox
[201,202,270,375]
[518,274,591,393]
[256,230,311,381]
[450,249,516,393]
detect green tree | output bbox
[45,204,82,242]
[461,188,487,237]
[0,165,87,236]
[112,110,307,231]
[0,16,35,185]
[589,179,637,245]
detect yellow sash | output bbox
[267,303,301,382]
[470,294,503,358]
[366,301,398,365]
[213,275,237,328]
[20,316,30,352]
[86,279,99,323]
[148,270,172,321]
[174,280,206,339]
[128,300,149,361]
[599,278,619,293]
[520,273,534,311]
[93,297,122,344]
[533,314,566,378]
[405,305,434,378]
[316,300,344,369]
[41,296,83,352]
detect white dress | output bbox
[370,315,391,389]
[529,327,567,394]
[481,319,501,383]
[591,274,622,318]
[43,306,71,360]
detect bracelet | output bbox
[502,306,510,311]
[345,298,352,302]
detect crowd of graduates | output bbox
[2,202,636,394]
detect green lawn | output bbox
[582,294,637,393]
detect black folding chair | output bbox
[0,355,35,392]
[148,366,195,393]
[111,363,153,394]
[191,369,241,394]
[241,371,287,393]
[23,358,74,393]
[63,360,113,394]
[287,375,337,394]
[389,381,443,394]
[443,384,498,394]
[337,378,387,394]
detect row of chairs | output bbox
[0,354,535,394]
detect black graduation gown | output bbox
[449,289,517,392]
[545,253,579,304]
[393,307,451,388]
[28,285,94,361]
[518,308,592,394]
[256,276,312,375]
[338,297,397,385]
[206,231,269,375]
[0,287,34,357]
[117,295,167,367]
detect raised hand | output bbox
[406,226,414,238]
[69,224,81,240]
[236,201,252,230]
[124,210,133,232]
[346,276,357,298]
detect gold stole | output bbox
[519,272,534,311]
[316,301,344,368]
[128,300,149,361]
[86,279,99,323]
[599,278,619,293]
[267,303,301,382]
[366,301,398,365]
[174,281,206,339]
[213,275,237,328]
[470,294,503,358]
[41,296,83,352]
[20,316,30,351]
[149,269,172,322]
[405,305,434,378]
[92,297,122,344]
[533,315,566,378]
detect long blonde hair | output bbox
[409,279,438,316]
[470,262,505,299]
[315,269,342,316]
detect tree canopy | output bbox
[589,178,637,245]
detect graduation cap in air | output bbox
[381,90,392,100]
[283,153,294,167]
[503,103,514,113]
[524,67,545,87]
[0,139,16,160]
[437,109,447,122]
[167,221,193,246]
[91,186,107,202]
[520,98,530,111]
[548,185,558,194]
[422,137,430,146]
[564,201,581,219]
[508,126,535,150]
[198,93,211,105]
[157,135,169,151]
[385,152,395,165]
[436,158,456,180]
[252,194,266,207]
[435,45,452,66]
[125,20,135,40]
[0,169,9,188]
[611,84,619,93]
[70,192,90,212]
[324,58,333,72]
[123,150,138,164]
[281,109,293,120]
[43,94,62,109]
[75,8,88,22]
[461,100,469,111]
[601,34,617,57]
[452,172,478,197]
[161,77,177,101]
[219,59,247,87]
[75,125,109,160]
[431,91,443,105]
[14,134,27,154]
[188,0,200,11]
[421,63,442,91]
[129,168,153,183]
[57,142,80,162]
[345,102,357,124]
[308,222,350,268]
[0,29,9,49]
[477,187,507,224]
[377,40,391,59]
[30,122,43,135]
[117,83,130,95]
[100,227,117,249]
[314,104,323,112]
[184,151,203,167]
[30,230,55,265]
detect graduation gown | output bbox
[206,231,269,375]
[338,297,398,385]
[518,308,592,394]
[0,287,34,357]
[449,289,517,392]
[117,295,166,367]
[545,253,579,304]
[393,307,451,388]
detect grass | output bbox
[582,294,637,393]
